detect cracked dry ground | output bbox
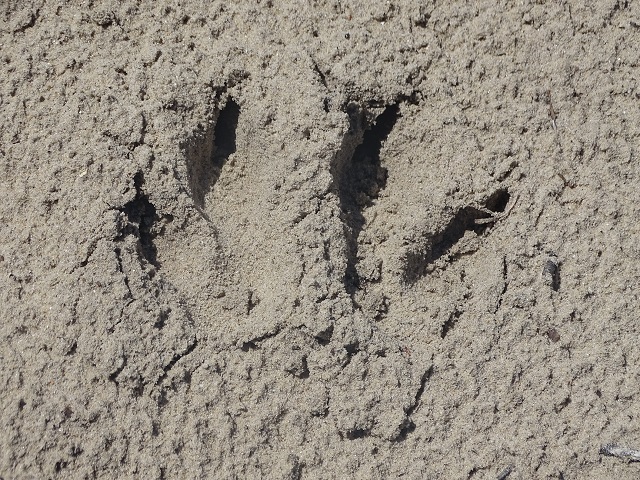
[2,1,640,479]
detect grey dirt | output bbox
[2,1,640,479]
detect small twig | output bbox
[496,464,514,480]
[600,444,640,462]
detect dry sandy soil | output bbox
[2,1,640,478]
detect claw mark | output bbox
[332,103,400,294]
[186,98,240,209]
[404,189,515,282]
[473,193,519,225]
[118,171,159,267]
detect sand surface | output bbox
[2,1,640,478]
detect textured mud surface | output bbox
[2,1,640,478]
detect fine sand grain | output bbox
[2,1,640,478]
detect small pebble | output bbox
[546,328,560,343]
[542,254,559,291]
